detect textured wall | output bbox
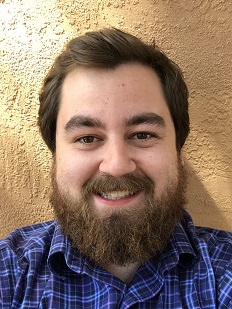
[0,0,232,238]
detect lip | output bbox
[93,191,142,208]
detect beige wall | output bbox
[0,0,232,238]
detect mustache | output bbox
[82,173,154,195]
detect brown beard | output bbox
[50,160,187,267]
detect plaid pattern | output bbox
[0,212,232,308]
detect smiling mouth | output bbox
[98,190,138,200]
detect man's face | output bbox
[52,63,186,266]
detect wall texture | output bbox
[0,0,232,238]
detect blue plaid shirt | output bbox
[0,212,232,308]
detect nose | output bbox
[99,140,136,177]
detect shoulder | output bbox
[0,221,57,261]
[181,212,232,261]
[194,225,232,261]
[180,218,232,306]
[194,226,232,303]
[181,214,232,279]
[0,222,59,305]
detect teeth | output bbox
[100,190,135,200]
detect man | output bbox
[0,28,231,308]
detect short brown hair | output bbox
[38,28,189,153]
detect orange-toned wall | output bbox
[0,0,232,238]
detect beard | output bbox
[50,159,187,267]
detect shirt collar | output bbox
[48,211,198,279]
[47,223,128,290]
[48,222,84,279]
[155,211,198,272]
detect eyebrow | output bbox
[126,112,166,127]
[64,112,165,133]
[65,115,106,133]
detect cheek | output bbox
[55,152,98,188]
[143,153,178,190]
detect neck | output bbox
[104,262,141,285]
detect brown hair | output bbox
[38,28,189,153]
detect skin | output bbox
[55,63,180,282]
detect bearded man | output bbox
[0,29,232,308]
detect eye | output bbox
[131,132,156,140]
[129,131,159,148]
[76,135,100,144]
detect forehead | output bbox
[58,63,173,127]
